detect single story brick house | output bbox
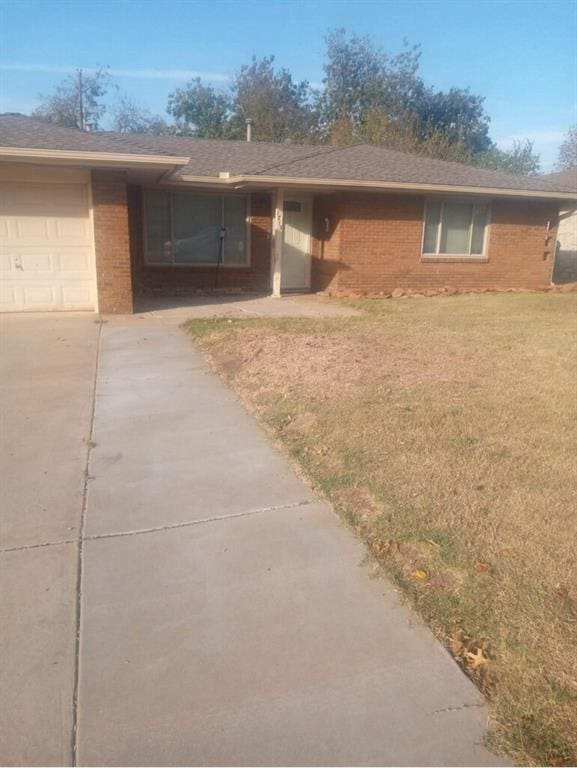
[1,113,576,313]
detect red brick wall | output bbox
[311,194,343,292]
[123,185,558,299]
[128,188,272,295]
[92,171,133,313]
[318,192,558,295]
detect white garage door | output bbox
[0,170,96,312]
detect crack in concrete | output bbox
[84,498,314,542]
[0,538,77,554]
[0,499,315,554]
[71,319,102,768]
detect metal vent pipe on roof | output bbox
[245,118,253,143]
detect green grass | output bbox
[186,293,577,766]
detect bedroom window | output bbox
[422,200,489,259]
[143,190,249,266]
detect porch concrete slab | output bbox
[0,313,98,549]
[85,324,312,537]
[78,502,499,767]
[125,293,361,326]
[0,542,77,767]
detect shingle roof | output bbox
[542,168,577,192]
[0,113,184,156]
[221,142,576,194]
[101,131,337,176]
[1,113,576,197]
[98,128,576,194]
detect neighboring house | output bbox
[543,168,577,284]
[1,113,576,313]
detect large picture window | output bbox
[422,199,489,259]
[143,190,249,266]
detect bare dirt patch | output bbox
[210,326,472,397]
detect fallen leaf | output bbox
[411,569,429,581]
[474,560,493,575]
[466,647,489,670]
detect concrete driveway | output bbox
[0,313,98,766]
[1,306,503,767]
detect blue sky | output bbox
[0,0,575,170]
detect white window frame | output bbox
[421,197,491,261]
[143,189,251,268]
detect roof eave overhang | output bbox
[176,173,577,201]
[0,146,190,170]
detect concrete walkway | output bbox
[1,309,503,767]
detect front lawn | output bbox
[186,293,577,766]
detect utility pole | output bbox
[77,69,85,131]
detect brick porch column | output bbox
[91,170,134,314]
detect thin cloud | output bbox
[0,63,230,82]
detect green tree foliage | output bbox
[167,78,231,138]
[317,29,542,173]
[319,29,423,141]
[556,124,577,171]
[318,29,494,158]
[475,139,541,175]
[357,108,473,162]
[33,68,111,130]
[415,87,492,154]
[228,56,317,142]
[167,57,316,142]
[112,95,170,135]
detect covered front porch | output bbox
[126,179,331,301]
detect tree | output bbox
[318,29,494,160]
[416,87,492,154]
[476,139,540,175]
[319,29,423,141]
[111,95,170,135]
[167,78,231,138]
[228,56,317,142]
[167,57,317,142]
[33,68,111,130]
[556,125,577,170]
[353,107,470,161]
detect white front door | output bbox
[281,196,312,291]
[0,174,96,312]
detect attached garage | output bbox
[0,164,96,312]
